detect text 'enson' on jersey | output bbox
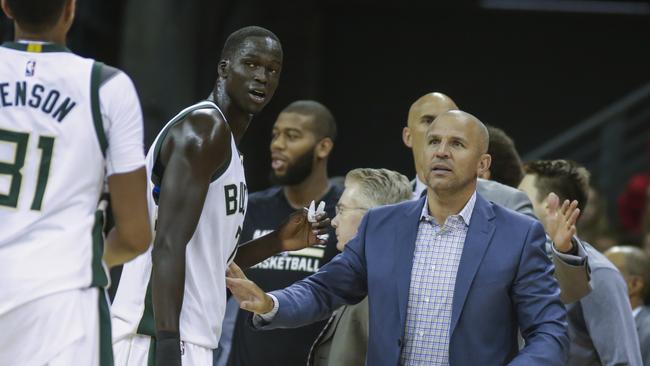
[0,81,77,123]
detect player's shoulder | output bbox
[173,104,231,153]
[182,103,228,131]
[97,63,123,86]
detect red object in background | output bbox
[618,172,650,234]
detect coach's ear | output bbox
[402,126,413,148]
[218,59,229,79]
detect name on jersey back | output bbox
[0,81,77,122]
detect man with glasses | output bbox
[308,168,412,365]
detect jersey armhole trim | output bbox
[209,143,232,183]
[91,62,109,157]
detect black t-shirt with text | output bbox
[228,185,342,366]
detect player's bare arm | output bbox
[234,210,330,269]
[103,167,151,267]
[151,109,230,365]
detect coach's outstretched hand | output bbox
[276,207,330,252]
[226,263,275,314]
[545,192,581,253]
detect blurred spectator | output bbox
[642,184,650,256]
[618,172,650,239]
[520,159,643,366]
[479,125,524,188]
[577,185,617,252]
[605,246,650,366]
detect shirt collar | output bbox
[1,40,70,53]
[413,176,428,199]
[420,190,477,226]
[633,306,643,318]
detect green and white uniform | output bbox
[0,41,145,365]
[111,101,247,365]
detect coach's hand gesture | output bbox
[545,192,581,253]
[226,263,275,314]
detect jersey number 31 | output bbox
[0,128,55,210]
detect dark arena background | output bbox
[2,0,649,238]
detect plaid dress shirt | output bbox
[400,192,476,365]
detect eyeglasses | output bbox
[335,203,368,216]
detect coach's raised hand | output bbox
[226,263,275,314]
[545,192,581,253]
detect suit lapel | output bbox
[449,194,496,335]
[395,197,426,329]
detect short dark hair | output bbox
[486,125,524,188]
[5,0,68,32]
[220,26,281,60]
[523,159,590,213]
[281,100,337,142]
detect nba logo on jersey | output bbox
[25,60,36,77]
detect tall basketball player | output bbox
[111,27,330,366]
[0,0,152,365]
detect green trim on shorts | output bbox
[98,289,114,366]
[91,209,109,287]
[136,277,155,336]
[148,336,156,366]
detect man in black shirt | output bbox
[224,100,341,366]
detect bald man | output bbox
[606,246,650,365]
[403,92,591,304]
[226,110,569,365]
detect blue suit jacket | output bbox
[261,194,569,365]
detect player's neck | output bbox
[14,25,66,45]
[209,89,251,144]
[630,296,641,310]
[283,168,330,209]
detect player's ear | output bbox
[63,0,76,25]
[218,59,229,78]
[316,138,333,159]
[1,0,15,20]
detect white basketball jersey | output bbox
[0,42,111,314]
[111,101,248,349]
